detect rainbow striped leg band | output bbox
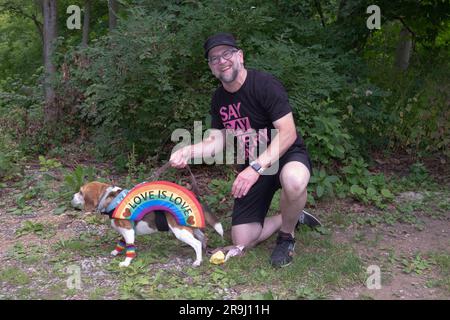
[115,239,126,252]
[126,244,136,258]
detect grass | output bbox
[401,253,433,275]
[7,242,46,264]
[89,287,110,300]
[327,211,353,227]
[321,187,449,231]
[0,266,31,286]
[55,229,118,257]
[15,221,50,238]
[209,228,361,299]
[1,162,448,300]
[227,237,362,299]
[427,253,450,293]
[75,225,364,300]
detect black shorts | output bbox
[232,146,312,226]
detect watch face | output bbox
[250,162,263,174]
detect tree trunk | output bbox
[314,0,326,27]
[337,0,347,22]
[42,0,58,124]
[394,27,413,71]
[81,0,90,47]
[108,0,118,31]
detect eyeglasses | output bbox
[208,49,239,65]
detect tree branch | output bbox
[394,16,416,39]
[0,3,44,43]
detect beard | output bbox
[215,61,241,83]
[218,68,239,83]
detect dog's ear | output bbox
[102,189,122,209]
[83,194,97,212]
[109,189,122,198]
[81,186,98,212]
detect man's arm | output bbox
[170,129,225,168]
[255,112,297,170]
[231,112,297,198]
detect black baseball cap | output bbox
[204,32,239,58]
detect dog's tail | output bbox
[201,202,224,237]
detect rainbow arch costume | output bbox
[104,181,205,229]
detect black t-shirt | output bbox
[210,69,305,162]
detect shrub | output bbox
[0,132,24,181]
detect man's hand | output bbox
[169,145,192,168]
[231,166,260,198]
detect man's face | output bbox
[208,45,244,84]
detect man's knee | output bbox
[280,162,310,202]
[283,179,308,200]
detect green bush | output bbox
[0,132,24,181]
[341,157,394,208]
[339,83,391,151]
[63,165,96,196]
[308,167,339,200]
[61,2,358,163]
[364,22,450,156]
[63,8,178,159]
[296,99,355,166]
[0,73,47,155]
[1,0,447,211]
[248,42,346,104]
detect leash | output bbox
[149,162,203,198]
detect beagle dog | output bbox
[71,181,223,267]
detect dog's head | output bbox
[71,181,122,213]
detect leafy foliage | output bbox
[0,132,24,181]
[0,0,448,206]
[63,165,95,194]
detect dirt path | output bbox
[0,164,449,300]
[331,216,449,299]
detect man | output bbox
[170,33,321,267]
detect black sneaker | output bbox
[270,231,296,268]
[296,210,322,230]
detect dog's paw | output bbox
[119,258,132,267]
[192,260,202,267]
[111,249,120,256]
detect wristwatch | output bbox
[250,161,264,174]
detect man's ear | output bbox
[238,49,244,63]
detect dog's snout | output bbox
[71,192,84,210]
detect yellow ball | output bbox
[209,250,225,265]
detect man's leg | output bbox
[231,161,310,249]
[231,222,262,248]
[270,161,310,267]
[231,215,282,248]
[279,161,310,235]
[230,171,278,249]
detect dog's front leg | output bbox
[118,228,136,267]
[112,219,136,267]
[111,238,126,256]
